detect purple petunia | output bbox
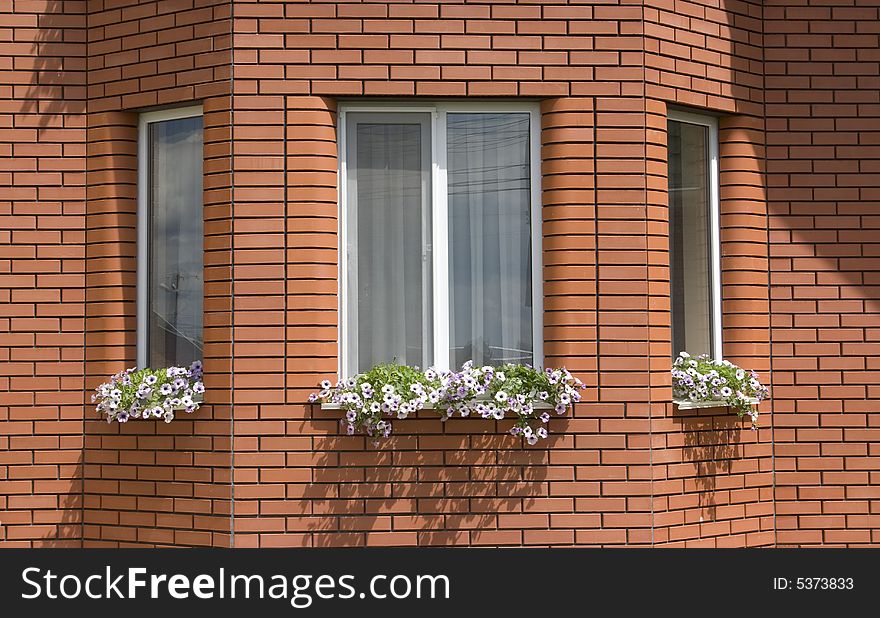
[189,360,203,379]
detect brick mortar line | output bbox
[230,2,237,549]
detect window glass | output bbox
[447,113,533,367]
[147,115,204,368]
[668,118,714,358]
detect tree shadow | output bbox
[21,1,86,131]
[37,456,83,547]
[302,405,549,547]
[678,410,743,522]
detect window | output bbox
[137,106,204,369]
[667,110,721,359]
[339,103,542,376]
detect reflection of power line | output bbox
[152,310,202,349]
[155,274,202,348]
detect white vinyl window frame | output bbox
[667,108,722,360]
[137,105,204,369]
[337,101,543,376]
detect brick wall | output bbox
[2,0,878,548]
[0,0,86,547]
[765,0,880,546]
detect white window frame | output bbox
[667,108,722,360]
[137,105,204,369]
[338,101,543,376]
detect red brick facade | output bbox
[1,0,877,547]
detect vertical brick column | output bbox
[717,115,775,546]
[592,96,655,545]
[82,111,137,545]
[226,87,288,543]
[719,116,771,370]
[540,97,605,545]
[229,93,338,546]
[0,0,87,547]
[84,112,138,388]
[718,114,774,544]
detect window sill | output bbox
[673,397,759,410]
[319,401,555,411]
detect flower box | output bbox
[671,352,768,429]
[93,363,205,423]
[311,361,584,445]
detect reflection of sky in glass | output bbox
[149,116,203,367]
[447,113,533,367]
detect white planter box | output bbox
[673,397,759,410]
[320,401,554,411]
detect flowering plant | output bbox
[672,352,769,428]
[93,361,205,424]
[310,361,584,445]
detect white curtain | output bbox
[347,115,432,373]
[447,113,533,367]
[149,116,203,368]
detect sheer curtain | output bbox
[346,114,432,374]
[447,113,533,368]
[149,116,203,368]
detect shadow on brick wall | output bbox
[21,1,86,131]
[303,408,548,547]
[681,414,743,522]
[37,457,83,547]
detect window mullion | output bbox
[432,109,450,371]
